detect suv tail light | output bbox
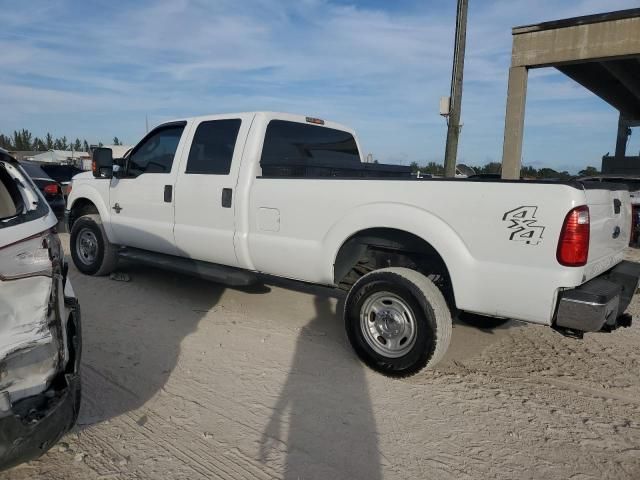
[43,183,60,196]
[557,205,590,267]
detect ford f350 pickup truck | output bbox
[65,112,640,376]
[0,148,81,470]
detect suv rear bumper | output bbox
[555,261,640,333]
[0,298,81,471]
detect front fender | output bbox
[67,182,115,242]
[323,202,476,307]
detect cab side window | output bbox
[185,119,241,175]
[127,125,185,177]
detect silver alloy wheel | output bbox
[76,228,99,265]
[360,291,417,358]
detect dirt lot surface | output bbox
[3,234,640,479]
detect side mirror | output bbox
[92,148,113,178]
[112,158,126,178]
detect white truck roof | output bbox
[165,111,356,136]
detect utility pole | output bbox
[444,0,469,178]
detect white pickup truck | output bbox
[65,112,640,376]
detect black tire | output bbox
[70,214,118,276]
[344,267,452,377]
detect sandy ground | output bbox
[3,234,640,479]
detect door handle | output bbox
[221,188,232,208]
[164,185,173,203]
[112,203,122,214]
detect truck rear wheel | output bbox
[344,267,452,376]
[70,214,118,276]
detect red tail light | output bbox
[43,183,60,195]
[557,205,590,266]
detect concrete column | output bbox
[615,113,629,160]
[501,66,528,179]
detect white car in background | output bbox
[0,148,81,470]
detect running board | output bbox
[117,248,258,287]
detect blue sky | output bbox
[0,0,638,173]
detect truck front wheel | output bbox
[344,267,452,376]
[70,214,118,276]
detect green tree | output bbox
[477,162,502,174]
[45,133,54,150]
[113,136,121,146]
[537,167,561,179]
[83,139,89,152]
[409,161,419,173]
[0,134,13,149]
[73,138,82,151]
[13,129,33,150]
[578,166,599,177]
[520,165,538,178]
[423,162,444,175]
[32,137,46,151]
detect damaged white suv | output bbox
[0,148,81,470]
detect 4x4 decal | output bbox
[502,206,545,245]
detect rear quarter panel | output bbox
[244,179,591,325]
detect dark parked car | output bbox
[38,163,84,198]
[19,161,66,218]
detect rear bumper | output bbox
[0,297,81,471]
[554,260,640,333]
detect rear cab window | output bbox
[260,120,361,177]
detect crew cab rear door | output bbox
[108,122,188,255]
[173,114,253,266]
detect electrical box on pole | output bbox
[440,96,451,117]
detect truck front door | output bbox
[109,122,187,255]
[173,115,251,267]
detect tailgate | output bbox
[584,184,630,272]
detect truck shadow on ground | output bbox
[70,261,229,427]
[69,254,384,478]
[258,296,382,480]
[72,257,520,427]
[67,243,518,478]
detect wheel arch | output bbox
[327,204,475,309]
[67,189,114,241]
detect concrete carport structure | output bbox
[501,8,640,179]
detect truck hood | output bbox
[72,171,94,181]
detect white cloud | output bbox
[0,0,637,171]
